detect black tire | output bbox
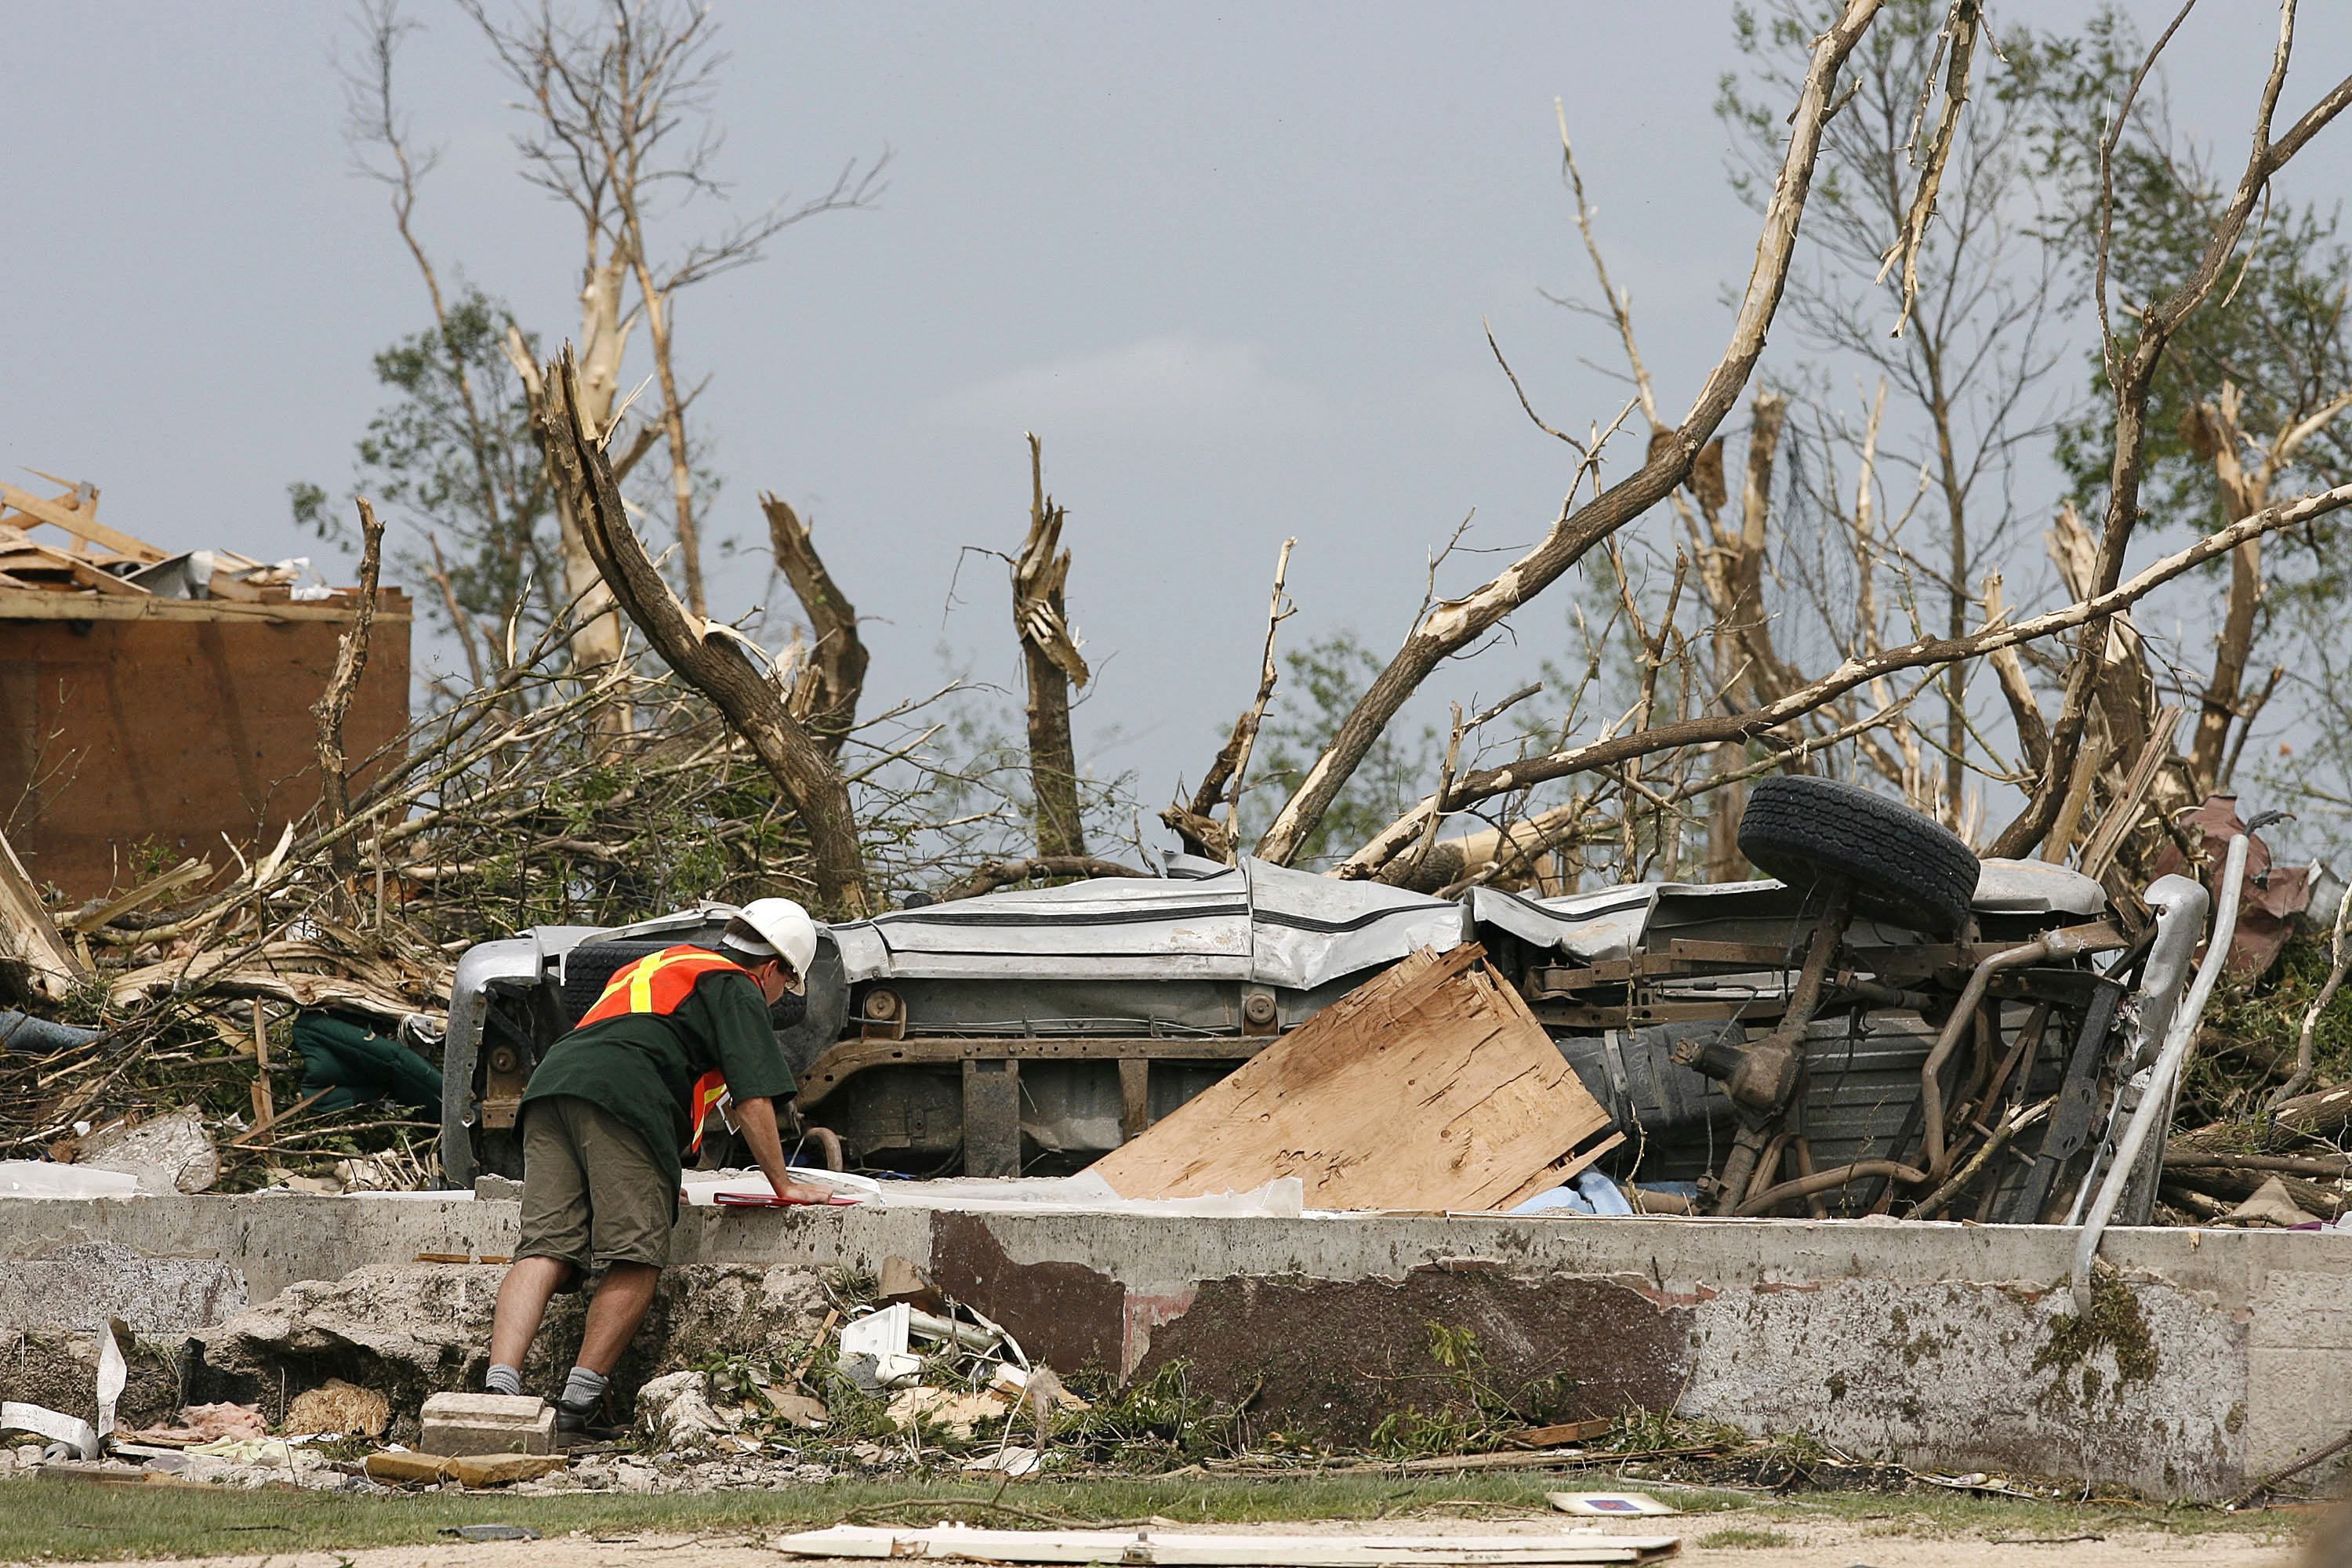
[1737,775,1980,936]
[558,938,683,1026]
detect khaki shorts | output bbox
[517,1096,673,1275]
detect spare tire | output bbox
[1737,775,1980,936]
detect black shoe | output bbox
[554,1400,626,1450]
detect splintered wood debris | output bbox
[0,475,387,621]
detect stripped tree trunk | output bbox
[1991,17,2352,856]
[1163,539,1295,863]
[503,244,637,702]
[2182,387,2266,795]
[1014,436,1091,862]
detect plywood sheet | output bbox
[1091,944,1614,1211]
[0,604,411,899]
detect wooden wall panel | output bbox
[0,597,410,898]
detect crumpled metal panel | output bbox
[1243,858,1466,990]
[1972,857,2106,916]
[833,873,1251,982]
[830,858,1461,989]
[1466,882,1672,963]
[1472,856,2109,964]
[1467,880,1795,963]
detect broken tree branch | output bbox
[533,345,871,916]
[1876,0,1980,338]
[1981,572,2049,778]
[942,855,1152,903]
[760,492,869,756]
[0,826,82,1004]
[2269,880,2352,1109]
[313,498,386,881]
[1163,538,1297,863]
[1342,477,2352,877]
[1253,0,1885,866]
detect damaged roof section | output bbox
[0,473,410,902]
[0,477,400,624]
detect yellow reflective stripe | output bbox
[588,946,738,1021]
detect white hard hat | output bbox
[721,897,818,982]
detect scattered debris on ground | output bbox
[772,1524,1683,1566]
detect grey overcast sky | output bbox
[6,2,2350,849]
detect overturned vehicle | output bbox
[441,777,2212,1223]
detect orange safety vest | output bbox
[577,944,751,1154]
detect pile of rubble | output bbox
[0,1254,1109,1497]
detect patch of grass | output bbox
[0,1468,2303,1562]
[1696,1526,1792,1548]
[0,1473,1559,1562]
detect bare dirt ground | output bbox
[45,1515,2310,1568]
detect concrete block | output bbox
[445,1452,568,1486]
[365,1447,570,1486]
[418,1392,553,1457]
[364,1451,449,1485]
[2251,1269,2352,1350]
[2247,1345,2352,1477]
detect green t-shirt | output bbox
[521,952,796,1195]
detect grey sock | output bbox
[560,1365,609,1411]
[485,1363,523,1397]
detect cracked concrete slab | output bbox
[4,1193,2348,1500]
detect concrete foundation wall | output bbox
[5,1192,2347,1502]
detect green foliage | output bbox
[2039,20,2352,550]
[1363,1322,1581,1459]
[2180,924,2352,1130]
[1058,1359,1248,1465]
[1251,632,1439,868]
[293,289,558,653]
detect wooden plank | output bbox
[249,1000,277,1147]
[0,483,167,563]
[0,586,412,625]
[0,826,85,1002]
[51,550,147,597]
[1510,1418,1617,1446]
[1091,946,1615,1212]
[1118,1057,1151,1140]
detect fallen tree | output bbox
[1338,478,2352,878]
